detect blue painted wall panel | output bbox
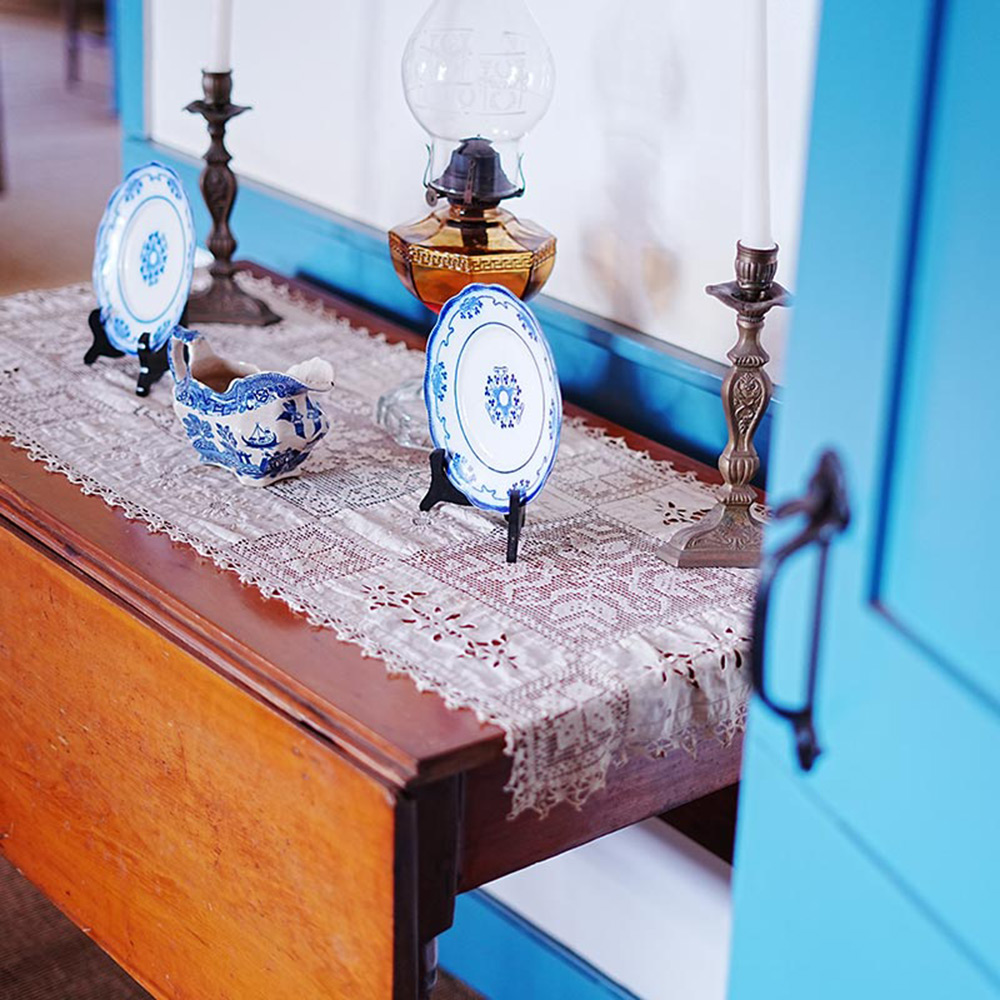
[731,0,1000,995]
[730,742,998,1000]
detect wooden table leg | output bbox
[419,939,439,1000]
[410,776,462,999]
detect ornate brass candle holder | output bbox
[184,71,280,326]
[659,242,790,568]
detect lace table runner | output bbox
[0,277,755,816]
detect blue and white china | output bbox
[424,283,562,512]
[169,328,334,486]
[93,162,196,355]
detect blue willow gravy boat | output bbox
[169,328,334,486]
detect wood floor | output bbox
[0,855,481,1000]
[0,8,120,295]
[0,854,155,1000]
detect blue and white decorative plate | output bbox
[93,162,196,355]
[424,284,562,513]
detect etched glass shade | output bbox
[401,0,555,202]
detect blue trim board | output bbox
[113,0,145,139]
[106,0,119,116]
[440,890,639,1000]
[121,137,433,323]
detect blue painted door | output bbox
[729,1,1000,996]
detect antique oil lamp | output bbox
[388,0,557,313]
[378,0,558,447]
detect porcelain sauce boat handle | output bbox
[168,328,202,384]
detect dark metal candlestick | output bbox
[659,242,790,568]
[184,71,280,326]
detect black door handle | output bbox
[750,450,851,771]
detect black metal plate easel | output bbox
[84,308,171,397]
[419,449,525,563]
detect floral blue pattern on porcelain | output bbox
[429,360,448,403]
[458,296,483,320]
[169,328,335,486]
[139,230,168,286]
[484,366,524,428]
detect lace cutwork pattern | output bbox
[0,277,756,817]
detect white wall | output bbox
[147,0,819,373]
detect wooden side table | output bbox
[0,267,742,999]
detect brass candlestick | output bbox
[659,242,790,568]
[184,71,280,326]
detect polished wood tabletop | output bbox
[0,265,742,999]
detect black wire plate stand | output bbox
[419,448,526,563]
[83,308,172,398]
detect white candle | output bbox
[742,0,774,249]
[206,0,234,73]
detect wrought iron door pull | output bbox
[750,450,851,771]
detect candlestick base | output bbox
[658,491,767,568]
[659,242,790,569]
[185,270,281,327]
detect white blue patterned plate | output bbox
[93,162,196,354]
[424,284,562,513]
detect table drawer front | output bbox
[0,527,400,1000]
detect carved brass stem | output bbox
[659,242,790,568]
[184,71,280,327]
